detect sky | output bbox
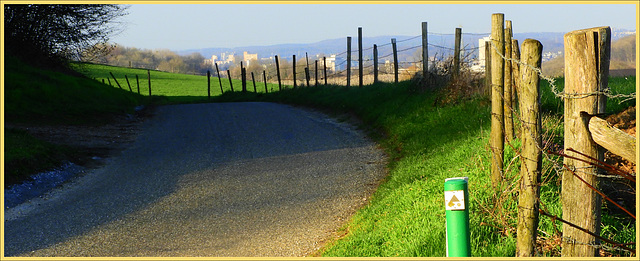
[109,2,638,51]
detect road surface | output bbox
[4,102,386,257]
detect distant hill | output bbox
[176,29,634,64]
[542,33,636,77]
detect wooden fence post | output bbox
[512,39,521,108]
[241,62,247,92]
[373,44,379,84]
[110,72,123,89]
[484,42,491,96]
[504,21,515,142]
[263,70,268,93]
[315,60,319,86]
[147,70,151,97]
[305,53,310,86]
[422,22,429,83]
[251,72,257,92]
[136,75,140,94]
[305,67,310,87]
[275,55,282,91]
[392,38,398,83]
[293,54,297,88]
[490,13,505,188]
[227,70,234,92]
[561,26,610,257]
[347,36,352,87]
[215,63,223,94]
[242,66,247,92]
[207,70,211,99]
[125,75,132,92]
[453,27,462,78]
[516,38,543,257]
[358,27,363,87]
[323,56,327,85]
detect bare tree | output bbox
[4,4,127,66]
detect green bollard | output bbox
[444,177,471,257]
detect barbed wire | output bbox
[488,38,636,102]
[485,34,637,257]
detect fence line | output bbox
[201,28,493,89]
[484,18,635,257]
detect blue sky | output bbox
[109,3,638,51]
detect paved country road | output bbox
[4,102,387,257]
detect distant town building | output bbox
[325,55,337,72]
[477,36,491,66]
[243,51,258,65]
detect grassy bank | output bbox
[210,77,635,257]
[4,56,147,124]
[3,56,148,187]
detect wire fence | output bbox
[213,30,492,88]
[485,30,636,256]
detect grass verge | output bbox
[211,77,635,257]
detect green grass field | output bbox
[74,63,281,104]
[4,59,636,256]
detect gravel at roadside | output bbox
[4,102,387,257]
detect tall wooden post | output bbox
[358,27,363,87]
[305,67,310,87]
[373,44,379,84]
[125,75,132,92]
[227,70,234,92]
[422,22,429,83]
[453,28,462,78]
[347,36,352,87]
[241,62,247,92]
[504,21,515,142]
[263,70,268,93]
[110,72,122,89]
[392,38,398,83]
[490,13,505,188]
[242,67,247,92]
[484,42,491,97]
[293,54,297,88]
[136,75,140,94]
[561,26,610,257]
[305,53,310,85]
[215,63,223,94]
[251,72,256,92]
[323,56,327,85]
[147,70,151,97]
[207,70,211,99]
[516,39,543,257]
[315,60,318,86]
[512,39,521,117]
[275,55,282,91]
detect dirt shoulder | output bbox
[4,106,156,178]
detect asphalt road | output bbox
[4,102,387,257]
